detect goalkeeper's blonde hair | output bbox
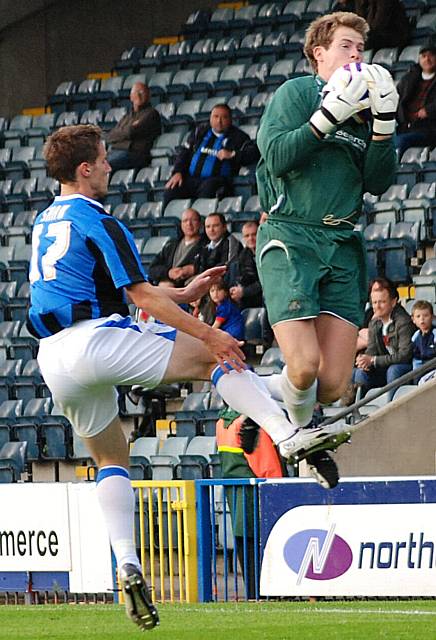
[304,12,369,73]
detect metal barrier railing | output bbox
[196,478,265,602]
[131,480,198,603]
[320,356,436,426]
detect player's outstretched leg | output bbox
[120,563,159,631]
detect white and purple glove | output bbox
[362,64,399,136]
[310,62,370,137]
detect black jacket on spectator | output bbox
[148,237,205,285]
[172,123,260,179]
[228,247,263,309]
[397,63,436,138]
[355,0,411,50]
[196,233,242,275]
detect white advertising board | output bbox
[261,503,436,596]
[0,483,71,571]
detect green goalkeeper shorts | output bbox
[256,219,368,327]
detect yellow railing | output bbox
[131,480,198,603]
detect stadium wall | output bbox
[332,378,436,476]
[0,0,217,117]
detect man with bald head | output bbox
[107,82,161,171]
[148,208,206,287]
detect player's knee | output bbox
[288,361,319,390]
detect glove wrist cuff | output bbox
[309,109,336,137]
[372,118,395,136]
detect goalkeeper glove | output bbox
[310,72,369,137]
[362,64,399,136]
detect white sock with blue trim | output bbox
[212,367,294,444]
[281,367,317,428]
[96,466,140,570]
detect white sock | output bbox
[213,367,293,444]
[281,366,317,428]
[95,466,140,570]
[260,373,283,402]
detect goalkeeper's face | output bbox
[314,26,365,82]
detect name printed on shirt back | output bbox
[40,204,70,222]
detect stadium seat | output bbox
[229,4,259,38]
[93,76,124,112]
[392,385,417,401]
[47,81,77,114]
[169,417,199,439]
[12,422,40,461]
[129,454,152,480]
[371,47,399,69]
[0,441,27,482]
[265,59,295,86]
[141,236,172,269]
[130,436,160,458]
[166,69,197,105]
[208,7,235,37]
[104,169,136,207]
[113,46,143,75]
[137,201,163,220]
[55,111,79,128]
[191,197,218,216]
[2,147,35,182]
[255,346,285,375]
[217,196,243,214]
[2,115,32,148]
[40,421,72,461]
[100,106,127,132]
[176,436,217,479]
[190,67,221,100]
[150,132,183,160]
[69,79,100,115]
[170,99,203,125]
[149,454,178,480]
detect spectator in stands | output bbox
[355,0,411,51]
[352,280,415,399]
[195,213,242,324]
[30,125,300,630]
[106,82,161,171]
[210,278,245,341]
[396,45,436,160]
[411,300,436,371]
[229,221,263,310]
[332,0,356,12]
[255,11,397,467]
[356,277,399,353]
[162,104,260,208]
[148,208,205,287]
[196,212,242,275]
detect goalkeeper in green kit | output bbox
[255,11,398,483]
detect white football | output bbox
[324,62,371,122]
[324,61,369,95]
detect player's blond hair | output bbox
[304,11,369,72]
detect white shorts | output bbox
[37,314,176,438]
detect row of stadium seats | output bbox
[180,2,433,42]
[129,435,218,480]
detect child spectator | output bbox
[209,279,245,340]
[411,300,436,370]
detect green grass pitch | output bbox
[0,600,436,639]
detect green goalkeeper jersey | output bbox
[256,74,397,227]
